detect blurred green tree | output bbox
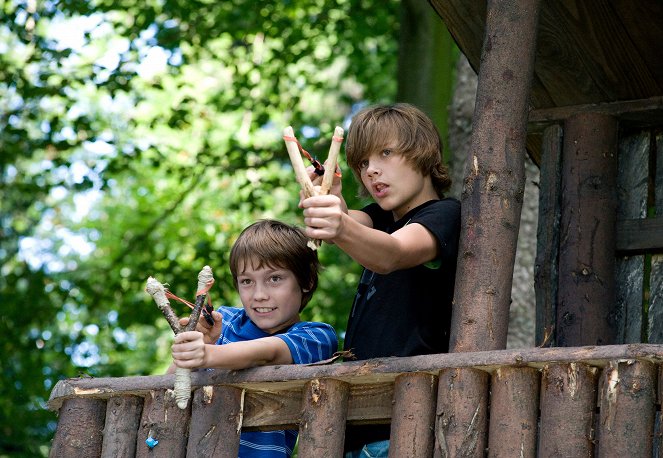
[0,0,456,455]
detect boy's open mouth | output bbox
[373,182,388,197]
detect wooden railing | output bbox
[48,344,663,457]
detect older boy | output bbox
[172,219,338,458]
[300,103,460,456]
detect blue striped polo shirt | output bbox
[216,306,338,457]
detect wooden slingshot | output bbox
[283,125,344,250]
[145,265,215,409]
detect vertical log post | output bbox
[450,0,542,352]
[446,1,541,454]
[101,395,144,458]
[557,112,619,346]
[389,372,438,457]
[135,389,190,458]
[535,124,564,347]
[434,368,489,458]
[298,378,350,457]
[597,360,657,457]
[488,367,539,457]
[49,397,106,458]
[538,363,598,457]
[186,385,244,458]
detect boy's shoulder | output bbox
[287,320,336,335]
[218,305,244,319]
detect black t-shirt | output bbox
[343,198,461,452]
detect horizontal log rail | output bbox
[50,343,663,413]
[48,344,663,457]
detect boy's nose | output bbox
[366,161,381,176]
[252,285,269,300]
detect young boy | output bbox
[299,103,460,457]
[171,219,338,458]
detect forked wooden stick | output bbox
[145,266,214,409]
[283,126,317,199]
[283,125,344,249]
[320,126,344,196]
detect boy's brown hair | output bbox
[229,219,320,311]
[345,103,452,198]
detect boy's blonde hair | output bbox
[229,220,319,311]
[345,103,452,198]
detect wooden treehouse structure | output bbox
[48,1,663,456]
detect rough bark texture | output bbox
[450,55,538,351]
[389,373,438,457]
[597,360,656,457]
[186,385,243,458]
[101,395,144,458]
[557,112,619,346]
[538,363,598,457]
[135,389,190,458]
[450,0,542,352]
[487,367,539,457]
[49,397,106,458]
[297,378,349,457]
[434,368,489,458]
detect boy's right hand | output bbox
[301,194,346,241]
[178,310,223,344]
[172,331,206,368]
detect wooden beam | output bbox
[528,96,663,131]
[48,344,663,409]
[616,216,663,254]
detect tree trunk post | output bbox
[597,360,657,457]
[487,366,539,457]
[434,368,489,458]
[450,0,542,353]
[186,385,243,458]
[389,372,438,457]
[538,363,598,457]
[101,395,144,458]
[135,389,190,458]
[557,112,619,346]
[297,378,350,457]
[50,397,106,458]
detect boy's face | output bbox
[359,142,433,220]
[236,258,302,334]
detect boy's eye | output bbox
[238,278,252,286]
[382,149,392,157]
[268,275,282,283]
[359,159,369,169]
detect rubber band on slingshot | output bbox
[282,135,343,177]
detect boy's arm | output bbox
[302,195,437,274]
[172,331,293,370]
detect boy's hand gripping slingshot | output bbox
[283,125,344,250]
[145,265,215,409]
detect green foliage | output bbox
[1,0,400,454]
